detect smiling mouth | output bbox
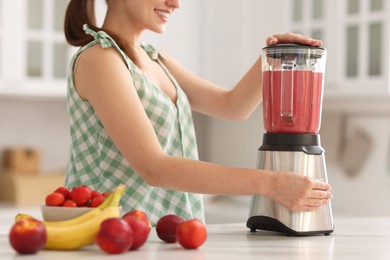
[155,9,170,20]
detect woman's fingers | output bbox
[272,172,333,212]
[312,179,332,191]
[293,182,333,212]
[266,32,323,47]
[298,187,332,211]
[311,189,333,200]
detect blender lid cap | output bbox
[263,44,326,59]
[263,43,326,51]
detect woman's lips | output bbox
[155,9,170,22]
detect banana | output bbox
[44,206,121,250]
[44,208,102,228]
[15,209,101,227]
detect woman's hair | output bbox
[64,0,139,66]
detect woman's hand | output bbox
[268,171,333,212]
[266,32,323,47]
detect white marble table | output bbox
[1,214,390,260]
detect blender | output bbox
[246,44,334,236]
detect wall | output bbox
[0,99,69,172]
[321,109,390,216]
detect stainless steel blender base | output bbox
[247,216,333,236]
[247,150,334,236]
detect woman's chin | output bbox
[150,25,166,34]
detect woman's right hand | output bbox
[266,32,323,47]
[267,171,333,212]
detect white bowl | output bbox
[40,205,93,221]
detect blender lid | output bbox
[263,44,325,59]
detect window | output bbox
[344,0,387,83]
[0,0,70,97]
[25,0,69,80]
[287,0,390,95]
[0,0,3,77]
[290,0,326,43]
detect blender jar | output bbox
[262,44,327,134]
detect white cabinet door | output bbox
[286,0,390,97]
[0,0,3,81]
[0,0,70,98]
[338,0,389,95]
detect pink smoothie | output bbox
[263,70,323,134]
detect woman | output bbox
[63,0,332,225]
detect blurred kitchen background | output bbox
[1,0,390,224]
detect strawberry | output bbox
[91,190,102,198]
[45,192,65,206]
[54,187,70,200]
[90,195,105,207]
[69,186,92,207]
[62,200,77,207]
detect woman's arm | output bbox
[73,44,332,213]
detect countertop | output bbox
[1,210,390,260]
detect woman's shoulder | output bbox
[79,43,124,65]
[73,43,133,82]
[77,44,130,75]
[73,43,134,96]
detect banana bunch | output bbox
[15,184,126,251]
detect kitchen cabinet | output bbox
[0,0,71,98]
[0,1,4,86]
[2,0,389,99]
[287,0,390,97]
[0,171,65,206]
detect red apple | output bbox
[176,219,207,249]
[96,218,133,254]
[122,210,151,233]
[45,192,65,206]
[122,215,150,250]
[9,219,47,254]
[70,185,92,206]
[156,214,184,243]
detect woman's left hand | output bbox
[266,32,323,47]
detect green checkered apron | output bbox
[65,24,204,225]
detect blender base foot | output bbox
[246,216,334,236]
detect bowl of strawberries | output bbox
[41,185,110,221]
